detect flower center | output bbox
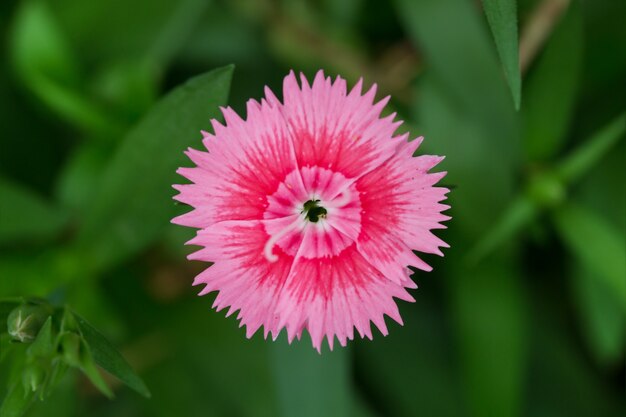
[302,199,327,223]
[263,166,362,260]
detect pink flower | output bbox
[173,70,450,352]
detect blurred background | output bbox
[0,0,624,416]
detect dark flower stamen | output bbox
[302,199,327,223]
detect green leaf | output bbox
[522,1,583,160]
[76,65,233,272]
[51,0,208,67]
[74,313,151,398]
[447,259,528,417]
[54,141,111,214]
[553,203,626,311]
[481,0,521,109]
[27,316,54,358]
[10,0,121,134]
[0,178,68,246]
[556,113,626,185]
[42,361,69,399]
[572,261,625,366]
[77,338,114,399]
[269,335,353,417]
[0,248,83,298]
[395,0,519,164]
[355,301,465,417]
[401,0,520,237]
[467,195,537,263]
[415,74,515,237]
[0,381,35,417]
[527,300,624,416]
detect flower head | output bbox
[173,70,450,351]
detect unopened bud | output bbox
[58,332,82,367]
[527,173,566,208]
[22,362,46,393]
[7,304,50,343]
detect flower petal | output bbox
[354,137,449,282]
[173,98,307,228]
[280,70,402,182]
[274,239,413,352]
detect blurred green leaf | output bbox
[10,0,121,134]
[481,0,521,109]
[0,381,34,417]
[396,0,519,165]
[0,178,68,246]
[76,65,233,272]
[90,61,158,124]
[74,313,150,398]
[522,1,583,160]
[52,0,208,68]
[556,113,625,184]
[403,0,520,238]
[572,261,625,366]
[355,301,464,417]
[144,0,210,66]
[448,260,528,417]
[270,335,352,417]
[526,296,625,417]
[553,203,626,311]
[54,142,111,214]
[0,248,83,298]
[467,195,537,263]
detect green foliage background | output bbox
[0,0,624,416]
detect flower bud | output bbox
[527,172,566,208]
[58,332,82,368]
[22,362,47,393]
[7,304,51,343]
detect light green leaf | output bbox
[556,113,626,184]
[54,142,110,214]
[0,178,68,246]
[76,65,233,272]
[270,335,353,417]
[572,261,625,366]
[0,382,35,417]
[522,1,583,160]
[0,248,84,298]
[553,203,626,310]
[482,0,521,109]
[52,0,208,67]
[10,0,121,134]
[467,195,537,263]
[74,313,150,398]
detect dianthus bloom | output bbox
[173,70,450,351]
